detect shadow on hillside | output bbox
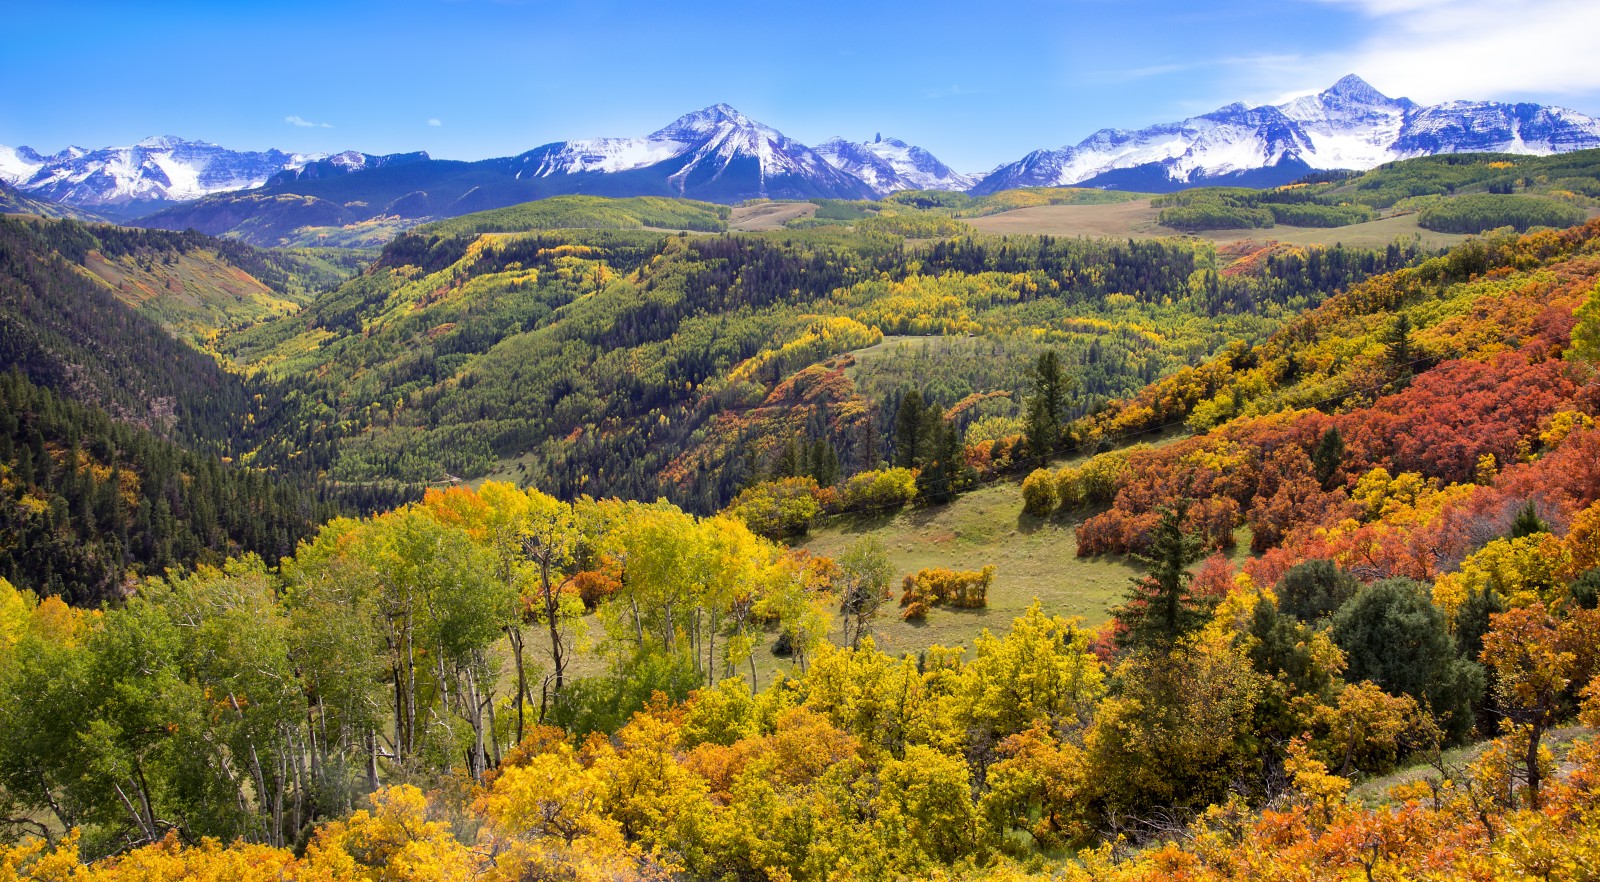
[1015,511,1049,535]
[825,510,900,535]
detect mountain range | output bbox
[4,75,1600,242]
[973,75,1600,193]
[0,137,332,220]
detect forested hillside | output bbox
[0,217,399,602]
[0,216,266,449]
[0,372,343,604]
[1154,149,1600,233]
[222,216,1422,511]
[3,186,1600,882]
[2,211,1599,875]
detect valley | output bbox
[14,0,1600,871]
[2,143,1600,881]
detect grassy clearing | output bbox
[534,474,1144,692]
[964,199,1481,250]
[800,478,1139,659]
[730,201,818,231]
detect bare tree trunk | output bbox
[366,729,380,792]
[506,626,526,746]
[1526,720,1544,810]
[405,622,418,760]
[707,610,716,687]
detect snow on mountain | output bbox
[974,75,1600,194]
[0,145,47,187]
[513,104,876,201]
[814,135,977,194]
[0,137,329,210]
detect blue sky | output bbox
[6,0,1599,172]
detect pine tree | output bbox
[1025,350,1070,461]
[894,390,927,469]
[918,420,966,504]
[1509,500,1550,539]
[1311,426,1345,489]
[1114,503,1212,653]
[1385,314,1414,378]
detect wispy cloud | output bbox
[427,118,443,127]
[1092,54,1305,86]
[285,115,334,129]
[1303,0,1600,102]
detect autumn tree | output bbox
[1479,605,1600,808]
[1569,279,1600,369]
[519,489,582,713]
[837,536,893,650]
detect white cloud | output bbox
[1307,0,1600,103]
[285,115,334,129]
[428,118,443,127]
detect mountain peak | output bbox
[1322,74,1392,105]
[814,134,976,194]
[135,135,192,149]
[651,103,764,141]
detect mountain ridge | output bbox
[9,77,1600,241]
[972,74,1600,193]
[0,137,339,220]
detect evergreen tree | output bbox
[1330,578,1485,743]
[1275,558,1359,623]
[1113,503,1212,653]
[1311,426,1345,489]
[894,390,927,469]
[1454,585,1507,662]
[1570,568,1600,610]
[775,439,802,479]
[1385,314,1415,378]
[918,420,967,505]
[1025,350,1070,460]
[1509,500,1550,538]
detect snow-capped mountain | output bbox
[0,136,330,217]
[814,135,977,194]
[973,75,1600,193]
[510,104,876,201]
[135,105,879,244]
[267,149,432,185]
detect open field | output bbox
[800,479,1137,659]
[557,477,1138,687]
[730,201,818,231]
[964,199,1169,239]
[965,198,1485,249]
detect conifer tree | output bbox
[894,390,927,469]
[1025,350,1070,460]
[1311,426,1345,489]
[1113,503,1212,653]
[1509,500,1550,538]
